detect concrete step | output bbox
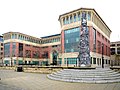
[47,69,120,83]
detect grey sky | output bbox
[0,0,119,42]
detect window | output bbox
[1,43,3,46]
[111,48,115,55]
[93,28,96,52]
[1,52,3,55]
[12,34,15,39]
[70,15,72,23]
[65,58,77,64]
[25,44,31,47]
[1,47,3,51]
[110,44,115,47]
[117,48,120,54]
[87,12,91,21]
[97,40,101,53]
[63,18,65,25]
[66,40,68,43]
[97,31,100,37]
[66,16,69,24]
[93,58,96,64]
[76,38,79,42]
[64,27,80,52]
[117,44,120,46]
[105,38,107,42]
[78,12,81,21]
[52,45,57,48]
[91,57,92,64]
[4,43,10,57]
[106,46,107,55]
[102,35,104,40]
[74,14,77,22]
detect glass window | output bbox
[12,34,15,39]
[93,28,96,52]
[93,58,96,64]
[76,38,79,42]
[64,27,80,52]
[0,36,3,42]
[117,48,120,54]
[111,48,115,55]
[74,14,77,22]
[70,15,72,23]
[78,12,81,21]
[91,57,92,64]
[87,12,91,21]
[106,46,107,55]
[58,58,62,64]
[4,43,10,57]
[117,44,120,46]
[65,58,77,64]
[63,18,65,25]
[66,16,69,24]
[110,44,115,47]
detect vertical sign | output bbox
[78,12,90,66]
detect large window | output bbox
[64,27,80,52]
[4,43,10,57]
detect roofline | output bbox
[58,7,112,32]
[41,34,61,39]
[111,41,120,43]
[2,32,41,40]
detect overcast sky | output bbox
[0,0,119,42]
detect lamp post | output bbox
[102,43,104,68]
[11,57,13,67]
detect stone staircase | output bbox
[47,68,120,83]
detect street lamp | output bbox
[102,43,104,68]
[11,57,13,67]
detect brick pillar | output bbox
[61,31,64,53]
[23,44,25,61]
[15,42,19,57]
[15,42,19,65]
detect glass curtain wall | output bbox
[64,27,80,53]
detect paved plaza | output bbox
[0,70,120,90]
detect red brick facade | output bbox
[89,26,110,56]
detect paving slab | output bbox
[0,69,120,90]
